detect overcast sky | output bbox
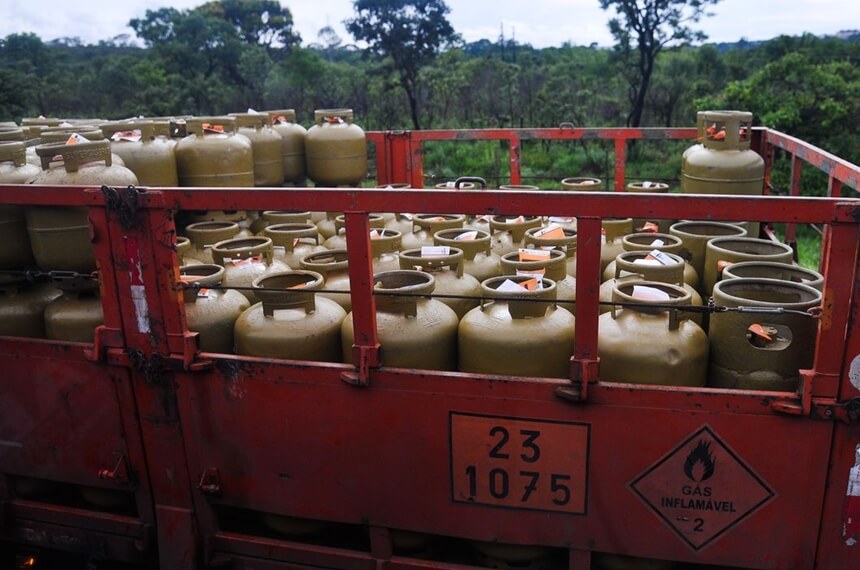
[0,0,855,48]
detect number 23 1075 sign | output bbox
[449,412,590,514]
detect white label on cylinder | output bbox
[632,285,670,301]
[421,246,450,257]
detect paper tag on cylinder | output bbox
[369,229,380,239]
[507,216,526,224]
[650,239,665,247]
[111,130,142,142]
[421,246,450,257]
[496,279,528,292]
[632,285,671,301]
[454,231,478,241]
[519,248,551,262]
[549,216,574,223]
[646,250,673,265]
[517,269,546,277]
[66,132,87,145]
[534,224,565,239]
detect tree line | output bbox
[0,0,858,165]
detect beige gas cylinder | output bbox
[604,232,699,289]
[179,264,250,353]
[265,109,307,184]
[184,221,243,264]
[100,121,178,186]
[0,277,61,338]
[398,247,480,318]
[175,116,254,187]
[0,142,39,268]
[721,261,823,291]
[433,228,500,282]
[500,248,576,311]
[708,278,821,391]
[316,211,342,240]
[176,237,203,266]
[324,214,386,250]
[305,108,367,186]
[27,140,138,272]
[459,276,575,379]
[264,223,326,268]
[385,212,417,238]
[230,112,285,186]
[702,237,794,296]
[341,270,459,370]
[669,221,747,286]
[44,275,104,342]
[625,180,673,233]
[599,281,708,386]
[251,210,311,234]
[562,176,602,191]
[299,249,352,312]
[0,128,39,167]
[401,214,466,250]
[523,225,578,277]
[488,215,543,256]
[210,237,290,303]
[39,127,127,167]
[601,218,634,274]
[600,251,703,325]
[235,271,346,362]
[371,229,403,273]
[682,110,764,236]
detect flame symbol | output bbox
[684,440,716,482]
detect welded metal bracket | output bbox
[556,357,600,403]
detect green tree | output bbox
[599,0,720,128]
[345,0,459,129]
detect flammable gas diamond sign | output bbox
[629,425,775,551]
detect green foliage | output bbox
[345,0,459,129]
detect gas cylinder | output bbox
[184,221,243,264]
[341,270,459,370]
[601,218,634,274]
[0,142,39,268]
[561,176,603,191]
[251,210,311,234]
[175,116,254,187]
[600,252,703,326]
[669,221,746,286]
[702,237,794,296]
[722,261,823,291]
[488,215,543,256]
[604,232,699,289]
[316,211,342,240]
[176,237,203,266]
[0,277,61,338]
[210,237,290,303]
[374,182,411,226]
[401,214,466,250]
[305,108,367,186]
[235,270,346,361]
[709,278,821,391]
[44,275,104,342]
[27,140,138,272]
[0,128,39,166]
[459,275,575,379]
[433,228,500,282]
[324,214,386,249]
[523,225,578,277]
[398,247,480,318]
[180,264,250,353]
[100,121,178,186]
[371,229,403,273]
[682,110,764,235]
[39,127,127,167]
[185,209,250,227]
[500,248,576,310]
[599,281,707,386]
[263,223,326,268]
[499,184,540,191]
[625,180,672,233]
[385,212,416,238]
[299,249,352,312]
[230,112,285,186]
[265,109,307,184]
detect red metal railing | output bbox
[0,126,859,570]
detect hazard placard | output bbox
[449,412,590,514]
[630,425,775,551]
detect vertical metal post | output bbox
[343,211,380,386]
[569,216,602,399]
[509,133,522,185]
[614,138,627,192]
[787,154,802,251]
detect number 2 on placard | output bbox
[489,426,542,462]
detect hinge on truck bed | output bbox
[101,185,145,230]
